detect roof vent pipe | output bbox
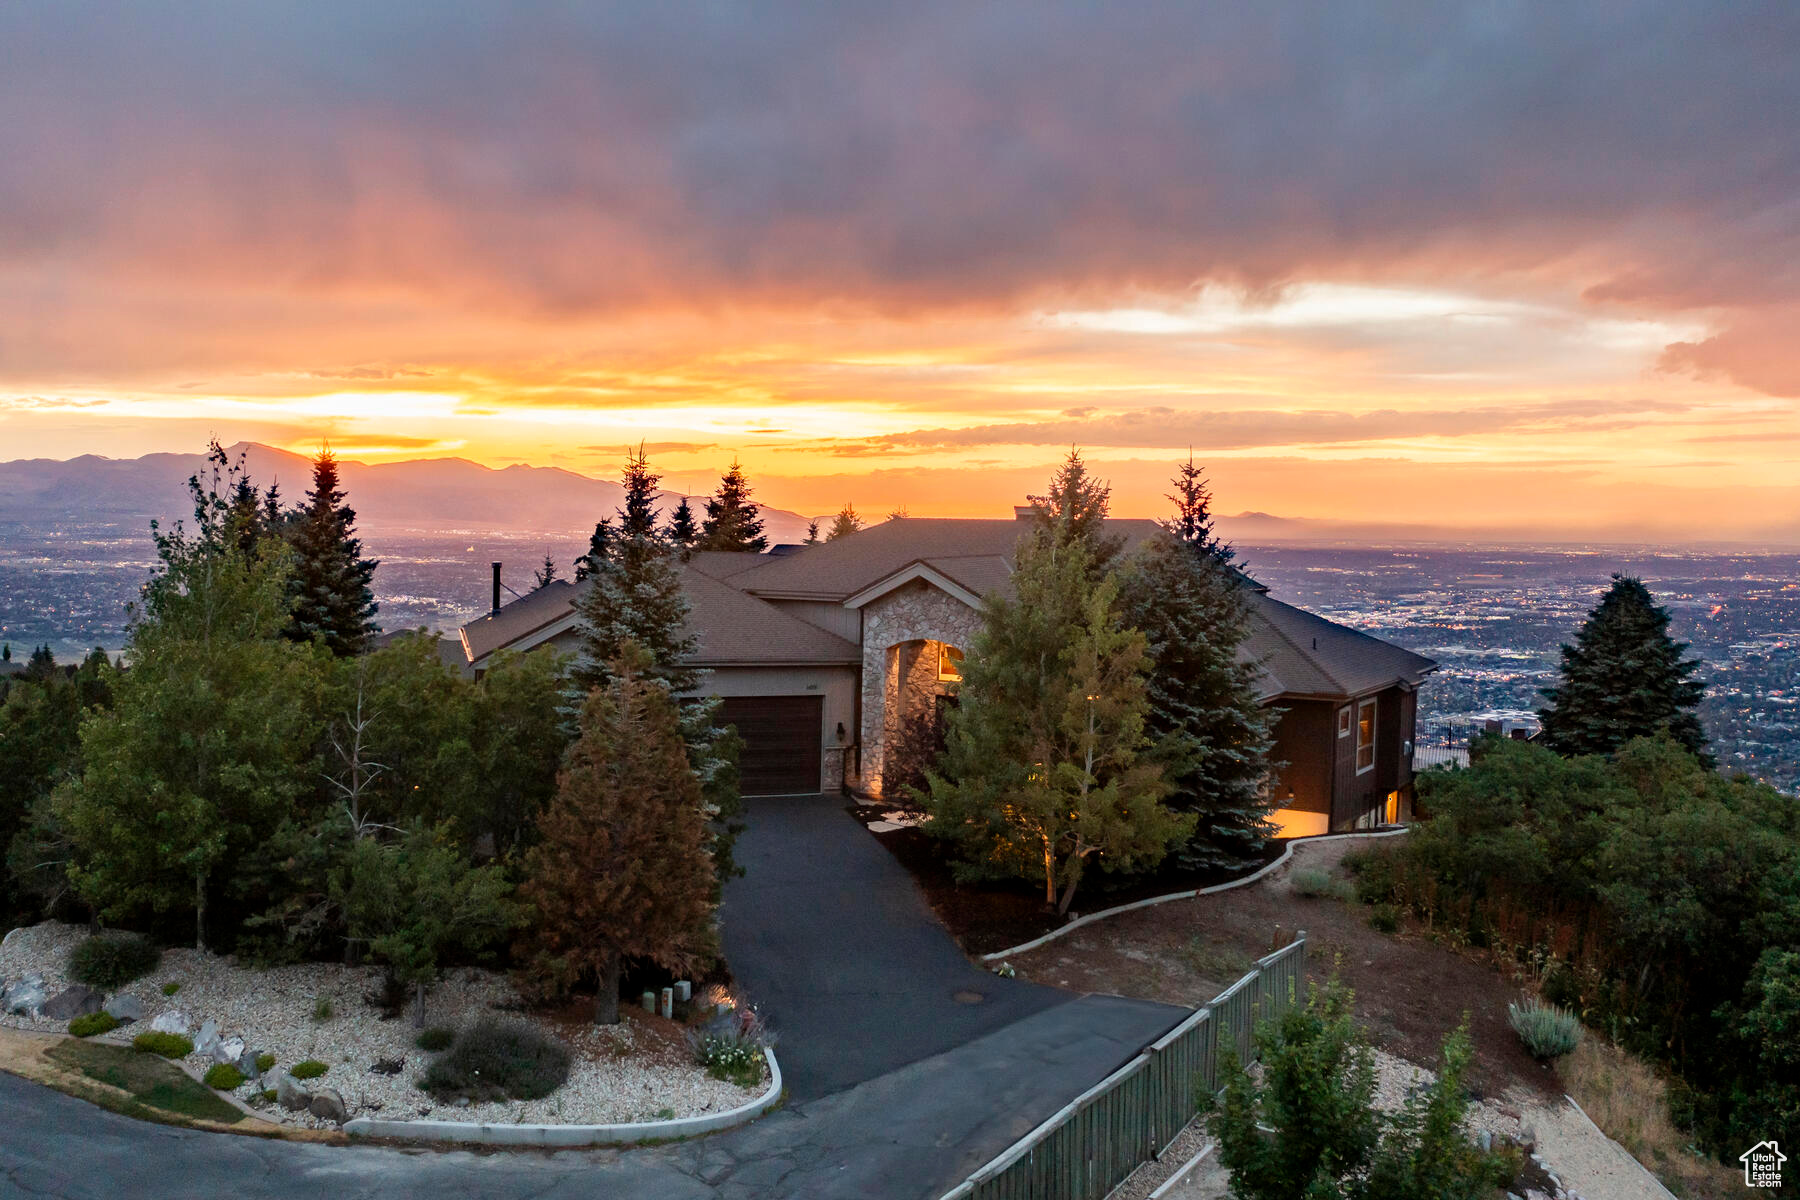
[491,562,502,616]
[1311,637,1317,650]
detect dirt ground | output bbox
[1008,837,1558,1106]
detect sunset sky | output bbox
[3,5,1798,541]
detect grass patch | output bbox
[162,981,181,997]
[47,1040,243,1125]
[290,1059,328,1080]
[1175,936,1255,983]
[422,1018,572,1102]
[68,1011,119,1038]
[1562,1038,1744,1199]
[311,995,333,1023]
[68,932,161,990]
[132,1031,193,1059]
[255,1052,275,1073]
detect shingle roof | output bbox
[1242,593,1436,699]
[458,568,859,668]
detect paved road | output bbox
[1,797,1185,1199]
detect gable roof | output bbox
[1243,593,1436,699]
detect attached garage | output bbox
[718,695,824,796]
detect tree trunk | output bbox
[194,872,207,951]
[594,947,622,1026]
[1056,865,1083,916]
[1043,842,1056,908]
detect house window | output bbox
[938,644,964,683]
[1356,699,1377,774]
[1337,707,1352,738]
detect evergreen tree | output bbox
[697,462,768,552]
[1165,452,1234,564]
[573,518,614,581]
[667,497,699,554]
[520,647,718,1024]
[285,449,379,656]
[804,520,820,545]
[1538,575,1708,760]
[1027,448,1124,569]
[886,504,908,521]
[923,530,1189,913]
[532,556,560,590]
[826,504,863,541]
[23,646,56,682]
[2,644,10,662]
[1118,531,1276,870]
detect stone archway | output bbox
[856,580,982,795]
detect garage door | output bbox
[717,696,823,796]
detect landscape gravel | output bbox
[1,921,764,1130]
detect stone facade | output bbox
[855,580,982,794]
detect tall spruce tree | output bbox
[826,504,863,541]
[1166,452,1234,564]
[923,530,1189,914]
[1028,448,1123,569]
[667,498,699,554]
[532,555,560,589]
[573,519,614,582]
[696,462,768,552]
[520,646,718,1024]
[285,449,378,656]
[1118,531,1276,870]
[1538,575,1709,760]
[804,519,820,545]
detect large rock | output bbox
[103,994,144,1025]
[42,985,104,1021]
[273,1070,311,1112]
[213,1035,244,1065]
[193,1018,220,1058]
[149,1009,191,1035]
[308,1087,347,1124]
[236,1048,262,1082]
[2,975,46,1017]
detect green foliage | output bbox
[48,1040,243,1125]
[1211,979,1504,1200]
[255,1052,276,1073]
[687,1007,771,1088]
[923,529,1189,914]
[162,981,181,996]
[282,449,378,656]
[825,504,862,541]
[68,931,161,989]
[695,461,768,552]
[2,649,112,919]
[1538,575,1707,760]
[415,1026,454,1052]
[420,1018,571,1102]
[290,1059,328,1080]
[132,1031,194,1058]
[1025,448,1124,570]
[203,1063,245,1090]
[1290,868,1350,901]
[520,649,719,1023]
[1368,903,1400,933]
[667,498,699,551]
[1508,998,1582,1059]
[68,1011,119,1038]
[312,994,333,1022]
[1117,529,1275,872]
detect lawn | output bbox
[45,1040,245,1126]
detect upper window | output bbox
[1356,699,1377,774]
[1337,707,1352,738]
[938,644,965,683]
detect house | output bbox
[455,513,1436,834]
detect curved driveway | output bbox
[1,797,1183,1199]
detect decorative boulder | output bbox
[104,994,145,1025]
[2,975,46,1018]
[194,1018,220,1059]
[213,1035,244,1065]
[308,1087,347,1125]
[237,1048,262,1082]
[150,1010,191,1036]
[273,1070,311,1112]
[42,985,104,1021]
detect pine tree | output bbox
[520,647,718,1024]
[1118,531,1276,870]
[697,462,768,552]
[923,530,1189,913]
[886,504,908,521]
[1538,575,1709,760]
[804,520,820,545]
[826,504,863,541]
[1028,449,1124,569]
[667,498,699,553]
[1166,452,1234,564]
[285,449,379,656]
[573,519,613,582]
[532,556,559,589]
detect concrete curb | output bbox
[341,1046,782,1147]
[979,827,1412,963]
[1148,1138,1215,1199]
[1561,1093,1680,1200]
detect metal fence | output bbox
[942,931,1307,1200]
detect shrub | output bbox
[686,1006,772,1089]
[1368,903,1401,933]
[204,1063,245,1090]
[68,932,161,990]
[132,1031,193,1058]
[68,1011,119,1038]
[1345,849,1400,905]
[311,995,333,1022]
[421,1018,571,1102]
[290,1059,328,1080]
[415,1026,454,1052]
[162,981,182,997]
[1508,998,1582,1060]
[1291,868,1350,900]
[255,1052,276,1073]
